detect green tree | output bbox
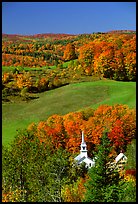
[2,129,54,202]
[45,148,71,202]
[83,130,121,202]
[118,179,136,202]
[2,129,86,202]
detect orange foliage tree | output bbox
[63,112,84,153]
[28,104,136,156]
[62,177,87,202]
[63,43,76,61]
[15,72,33,89]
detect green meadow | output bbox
[2,80,136,147]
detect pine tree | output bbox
[83,130,121,202]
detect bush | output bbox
[2,88,10,97]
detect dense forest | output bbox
[2,30,136,202]
[2,31,136,81]
[2,31,136,101]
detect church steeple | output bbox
[80,131,88,157]
[82,130,84,143]
[74,131,95,168]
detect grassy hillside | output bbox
[2,80,136,147]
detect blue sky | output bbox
[2,2,136,35]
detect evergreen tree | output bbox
[83,130,121,202]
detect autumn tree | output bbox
[63,112,84,153]
[78,42,95,75]
[63,43,77,61]
[62,177,86,202]
[27,105,136,157]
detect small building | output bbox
[74,131,95,168]
[114,151,127,170]
[115,151,127,163]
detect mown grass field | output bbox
[2,80,136,147]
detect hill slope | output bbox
[2,80,136,147]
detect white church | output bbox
[74,131,127,169]
[74,131,95,168]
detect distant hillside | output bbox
[2,33,77,42]
[2,30,136,39]
[107,30,136,34]
[2,30,136,42]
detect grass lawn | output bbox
[2,80,136,147]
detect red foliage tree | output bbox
[27,105,136,155]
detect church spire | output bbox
[82,131,84,143]
[80,131,87,157]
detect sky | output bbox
[2,2,136,35]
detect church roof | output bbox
[115,153,127,163]
[74,154,82,161]
[77,156,86,164]
[75,155,95,165]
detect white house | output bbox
[74,131,95,168]
[115,151,127,163]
